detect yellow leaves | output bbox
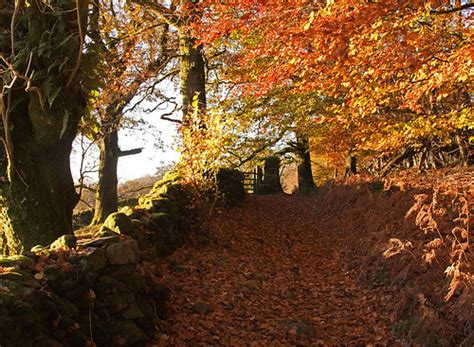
[34,271,45,280]
[303,11,315,31]
[320,0,335,17]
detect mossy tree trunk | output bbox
[0,91,85,255]
[0,0,91,255]
[179,35,206,124]
[178,0,206,125]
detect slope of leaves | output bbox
[148,168,472,345]
[150,195,396,345]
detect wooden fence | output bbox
[242,170,258,194]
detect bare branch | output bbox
[431,3,474,15]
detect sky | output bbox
[70,110,180,183]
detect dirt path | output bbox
[151,195,396,346]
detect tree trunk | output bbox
[455,133,468,167]
[1,94,83,255]
[344,155,357,177]
[178,2,206,125]
[92,128,119,224]
[0,0,90,255]
[296,137,315,191]
[381,147,414,177]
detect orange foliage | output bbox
[192,1,472,156]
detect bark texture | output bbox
[92,128,119,224]
[0,0,89,254]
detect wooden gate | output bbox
[242,170,257,194]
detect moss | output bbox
[30,245,46,253]
[101,212,136,237]
[49,235,77,250]
[0,270,35,288]
[151,170,182,192]
[0,255,34,268]
[74,225,101,238]
[150,213,173,232]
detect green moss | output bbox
[101,212,136,237]
[0,255,34,268]
[151,170,182,192]
[150,213,173,232]
[0,270,35,288]
[50,235,77,250]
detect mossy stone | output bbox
[101,212,136,237]
[105,240,140,265]
[67,330,88,347]
[112,320,148,346]
[30,245,46,253]
[0,255,34,268]
[150,213,173,232]
[119,206,141,219]
[50,234,77,250]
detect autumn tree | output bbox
[0,0,96,254]
[194,0,473,176]
[134,0,206,125]
[87,0,176,223]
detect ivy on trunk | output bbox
[0,0,94,254]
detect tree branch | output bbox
[133,0,181,27]
[431,3,474,15]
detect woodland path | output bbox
[151,194,396,346]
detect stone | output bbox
[101,212,136,237]
[30,245,46,253]
[67,330,88,347]
[105,240,140,265]
[151,198,173,213]
[113,320,148,346]
[72,209,94,229]
[82,247,107,273]
[103,264,137,278]
[370,181,384,191]
[50,234,77,250]
[69,247,107,274]
[153,284,171,304]
[257,156,283,194]
[150,213,173,233]
[191,303,213,315]
[94,277,132,312]
[119,206,141,219]
[216,168,245,207]
[136,298,154,320]
[74,224,101,238]
[35,337,63,347]
[284,321,316,338]
[62,286,91,311]
[122,302,145,319]
[78,235,120,248]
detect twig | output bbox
[67,0,84,88]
